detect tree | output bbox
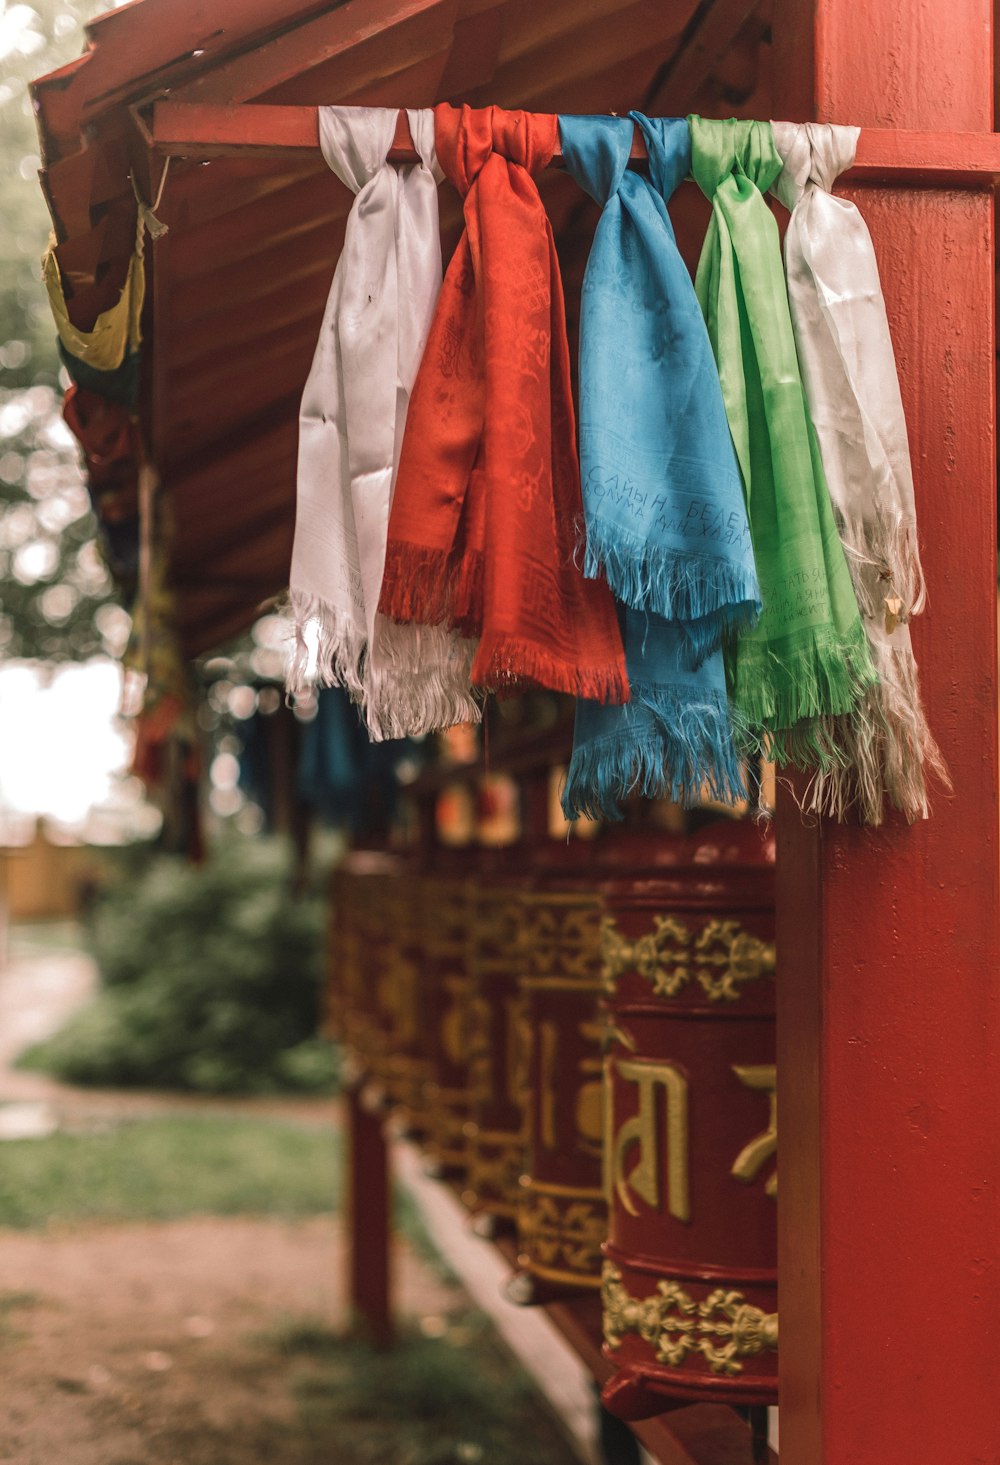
[0,0,127,660]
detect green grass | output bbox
[0,1116,341,1229]
[267,1314,579,1465]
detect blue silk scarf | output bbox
[559,113,755,819]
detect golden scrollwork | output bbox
[694,920,776,1001]
[600,913,775,1002]
[518,1191,607,1278]
[600,914,691,996]
[465,1138,523,1209]
[472,892,524,958]
[601,1263,778,1376]
[376,949,419,1045]
[519,896,603,984]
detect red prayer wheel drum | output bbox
[374,867,431,1126]
[414,869,476,1176]
[514,883,608,1298]
[462,878,531,1226]
[599,821,778,1419]
[511,828,695,1303]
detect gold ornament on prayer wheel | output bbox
[599,822,778,1419]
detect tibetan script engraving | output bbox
[731,1064,777,1199]
[605,1056,691,1223]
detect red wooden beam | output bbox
[143,99,1000,184]
[772,0,1000,1462]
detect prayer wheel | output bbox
[511,829,694,1302]
[373,865,431,1126]
[599,822,778,1419]
[329,850,401,1079]
[414,864,477,1175]
[461,877,531,1226]
[513,880,607,1297]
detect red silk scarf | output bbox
[378,103,628,703]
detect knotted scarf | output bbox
[770,121,947,821]
[43,226,144,374]
[288,106,480,740]
[559,113,752,819]
[689,116,876,771]
[566,112,760,653]
[378,104,628,704]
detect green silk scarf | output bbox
[689,116,876,769]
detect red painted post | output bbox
[772,3,999,1463]
[345,1078,393,1347]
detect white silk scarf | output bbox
[288,106,480,740]
[771,121,946,822]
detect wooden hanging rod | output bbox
[139,102,1000,187]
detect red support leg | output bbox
[772,2,999,1462]
[345,1080,393,1347]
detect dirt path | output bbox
[0,1216,463,1465]
[0,936,466,1465]
[0,931,586,1465]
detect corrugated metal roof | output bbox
[33,0,772,655]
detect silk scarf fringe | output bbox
[803,638,950,823]
[561,687,747,821]
[288,591,481,738]
[364,621,481,741]
[287,590,365,702]
[581,520,761,663]
[732,616,877,770]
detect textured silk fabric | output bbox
[561,112,759,654]
[562,607,746,819]
[559,114,751,820]
[43,230,144,373]
[770,121,945,821]
[378,104,628,704]
[289,106,479,740]
[689,116,876,770]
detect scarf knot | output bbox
[436,104,556,192]
[690,117,782,198]
[635,113,691,199]
[771,121,859,208]
[320,107,398,193]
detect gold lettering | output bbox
[440,976,469,1065]
[605,1056,690,1223]
[731,1064,777,1199]
[538,1021,559,1150]
[505,996,530,1105]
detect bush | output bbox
[22,839,338,1095]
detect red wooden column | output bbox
[345,1078,393,1347]
[771,3,999,1463]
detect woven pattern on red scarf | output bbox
[377,103,628,702]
